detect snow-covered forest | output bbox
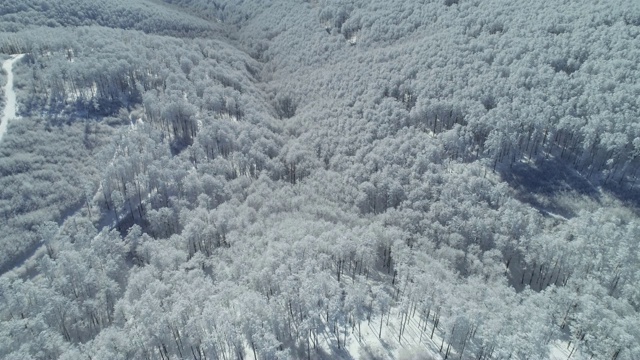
[1,0,639,359]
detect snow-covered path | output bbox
[0,54,25,143]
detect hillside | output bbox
[0,1,639,359]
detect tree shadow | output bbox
[602,180,640,212]
[497,157,601,219]
[287,327,356,360]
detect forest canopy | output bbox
[0,0,639,359]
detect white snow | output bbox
[550,340,583,360]
[0,54,25,143]
[543,210,569,222]
[343,309,444,360]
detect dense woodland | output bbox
[1,0,639,359]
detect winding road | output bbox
[0,54,25,143]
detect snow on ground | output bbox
[549,340,583,360]
[341,320,582,360]
[0,54,25,143]
[344,309,444,360]
[540,210,569,222]
[303,272,447,359]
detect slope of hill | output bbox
[0,0,222,37]
[0,1,639,359]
